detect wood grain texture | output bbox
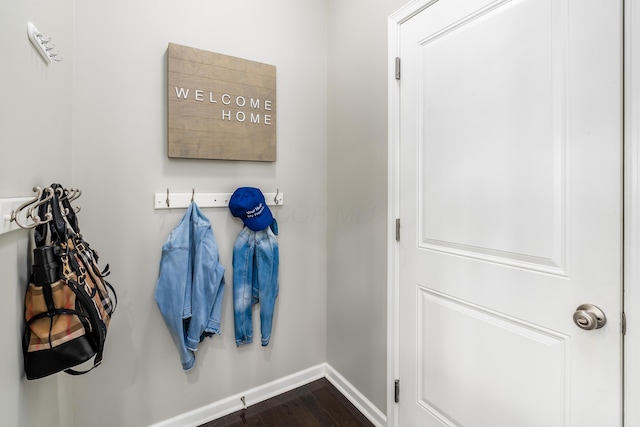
[167,43,276,161]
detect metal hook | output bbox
[53,187,70,216]
[28,187,54,227]
[166,188,170,207]
[27,187,53,216]
[274,188,280,205]
[68,188,82,203]
[59,187,70,202]
[66,188,82,213]
[191,188,195,203]
[10,187,43,229]
[35,34,51,44]
[11,187,55,229]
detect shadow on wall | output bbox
[278,203,385,226]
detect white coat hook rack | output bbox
[0,196,37,235]
[27,22,62,64]
[1,186,82,235]
[155,190,284,210]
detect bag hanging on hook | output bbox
[22,184,117,380]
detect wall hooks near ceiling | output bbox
[27,22,62,64]
[156,189,284,210]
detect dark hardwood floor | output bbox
[199,378,375,427]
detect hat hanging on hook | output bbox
[229,187,274,231]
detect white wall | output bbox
[1,0,403,425]
[326,0,406,413]
[70,1,328,426]
[0,1,74,426]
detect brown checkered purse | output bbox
[22,184,116,380]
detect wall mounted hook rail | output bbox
[1,197,36,235]
[155,190,284,210]
[1,186,82,235]
[27,22,62,64]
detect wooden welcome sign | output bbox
[167,43,276,161]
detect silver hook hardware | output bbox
[68,188,82,207]
[6,185,82,230]
[11,187,43,229]
[10,187,54,229]
[27,22,62,64]
[54,187,70,216]
[166,188,170,207]
[28,187,55,227]
[191,188,195,203]
[274,188,280,205]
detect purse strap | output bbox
[34,189,52,248]
[34,184,78,248]
[50,186,69,241]
[57,185,80,235]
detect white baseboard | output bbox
[324,364,387,427]
[149,363,386,427]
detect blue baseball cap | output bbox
[229,187,273,231]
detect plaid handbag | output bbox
[22,184,116,380]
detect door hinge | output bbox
[395,218,400,242]
[395,57,401,80]
[394,379,400,403]
[622,311,627,335]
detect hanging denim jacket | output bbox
[233,220,279,346]
[155,202,225,370]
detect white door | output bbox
[391,0,623,425]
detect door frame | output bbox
[624,1,640,426]
[386,1,636,425]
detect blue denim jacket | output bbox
[233,220,279,346]
[155,202,226,370]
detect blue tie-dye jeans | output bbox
[232,221,279,346]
